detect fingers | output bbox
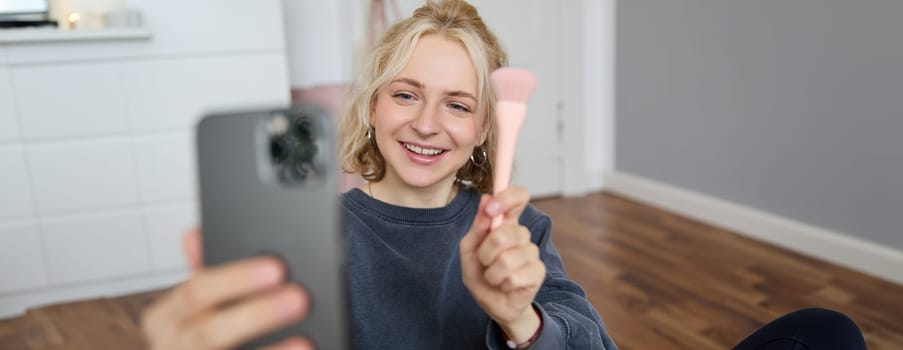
[485,186,530,227]
[182,228,203,272]
[146,256,286,336]
[260,336,315,350]
[463,187,530,256]
[180,284,309,349]
[500,260,546,293]
[482,243,540,286]
[477,224,531,267]
[460,194,492,254]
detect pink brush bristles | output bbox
[490,67,537,229]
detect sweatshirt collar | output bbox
[343,187,479,226]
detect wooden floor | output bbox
[532,192,903,350]
[1,192,901,349]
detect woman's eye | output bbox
[393,92,415,101]
[449,103,471,113]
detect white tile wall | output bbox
[145,202,198,271]
[123,61,164,130]
[137,0,286,55]
[41,210,150,284]
[0,68,19,141]
[27,139,140,214]
[126,55,292,132]
[0,0,289,318]
[0,221,48,293]
[0,147,34,218]
[13,62,130,140]
[134,55,291,131]
[133,132,196,202]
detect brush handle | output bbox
[491,101,527,229]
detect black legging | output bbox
[733,308,868,350]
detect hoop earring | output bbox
[366,127,375,144]
[470,147,488,167]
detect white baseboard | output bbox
[0,269,188,319]
[604,171,903,285]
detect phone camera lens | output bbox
[269,113,320,184]
[270,138,286,161]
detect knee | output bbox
[734,308,867,350]
[788,308,866,348]
[791,308,858,332]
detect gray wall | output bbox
[616,0,903,250]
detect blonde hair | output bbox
[339,0,507,194]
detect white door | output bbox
[469,0,565,197]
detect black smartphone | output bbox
[196,104,348,349]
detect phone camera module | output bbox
[268,112,321,185]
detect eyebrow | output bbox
[391,78,477,101]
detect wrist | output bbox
[500,305,542,349]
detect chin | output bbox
[398,172,448,189]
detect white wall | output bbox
[612,0,903,284]
[0,0,290,318]
[284,0,353,88]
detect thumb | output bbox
[460,194,492,254]
[182,227,203,273]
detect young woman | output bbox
[333,0,617,347]
[143,1,866,349]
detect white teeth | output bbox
[404,143,443,156]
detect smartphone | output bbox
[196,104,348,349]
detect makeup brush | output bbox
[490,67,537,229]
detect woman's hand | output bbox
[460,187,546,344]
[141,229,314,350]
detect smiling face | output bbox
[370,34,486,194]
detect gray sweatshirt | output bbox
[342,187,618,349]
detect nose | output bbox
[410,103,441,136]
